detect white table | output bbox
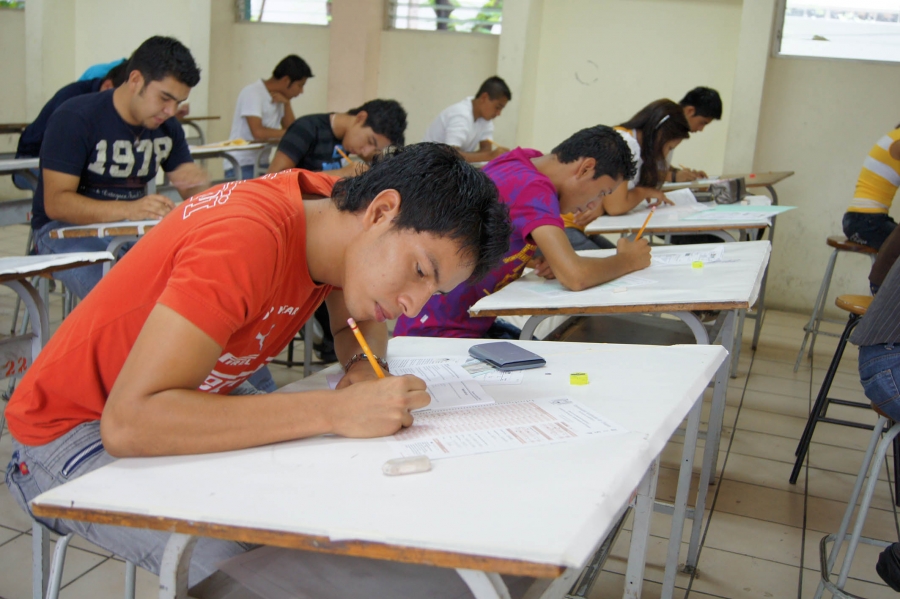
[31,337,726,599]
[470,241,771,598]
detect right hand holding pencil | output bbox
[616,237,651,271]
[329,375,430,437]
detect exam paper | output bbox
[529,273,656,298]
[653,245,726,266]
[461,358,524,385]
[391,397,625,460]
[664,188,698,206]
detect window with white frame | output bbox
[776,0,900,63]
[387,0,502,35]
[235,0,331,25]
[0,1,25,8]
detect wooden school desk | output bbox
[0,253,113,369]
[0,123,28,136]
[662,171,795,205]
[469,240,771,598]
[31,337,726,599]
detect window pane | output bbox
[780,0,900,62]
[389,0,502,35]
[237,0,331,26]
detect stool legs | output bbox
[790,313,865,484]
[815,418,898,599]
[795,248,839,372]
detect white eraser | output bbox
[613,287,627,293]
[382,455,432,476]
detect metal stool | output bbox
[815,406,898,599]
[791,295,874,484]
[795,235,876,372]
[32,521,136,599]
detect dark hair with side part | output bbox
[103,62,129,88]
[551,125,637,183]
[679,87,723,120]
[619,99,690,188]
[273,55,313,82]
[347,99,408,147]
[476,76,512,101]
[331,143,511,282]
[126,36,201,89]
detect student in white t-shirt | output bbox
[226,55,313,179]
[666,87,723,182]
[423,76,511,163]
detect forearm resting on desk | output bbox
[43,169,174,224]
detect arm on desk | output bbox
[456,140,508,164]
[167,162,211,200]
[530,225,650,291]
[245,115,286,142]
[101,304,429,457]
[602,184,672,216]
[43,169,175,224]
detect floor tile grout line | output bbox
[59,555,111,590]
[0,530,24,549]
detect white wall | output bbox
[755,56,900,316]
[526,0,742,171]
[0,9,26,154]
[378,30,499,145]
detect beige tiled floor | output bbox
[0,222,897,598]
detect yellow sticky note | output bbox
[570,372,589,385]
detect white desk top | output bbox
[190,142,268,158]
[584,203,780,234]
[32,337,726,574]
[0,252,114,283]
[470,241,771,317]
[0,157,39,174]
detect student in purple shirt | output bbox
[395,125,651,339]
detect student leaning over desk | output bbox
[563,100,690,252]
[5,143,513,597]
[395,125,650,340]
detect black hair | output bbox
[619,99,690,188]
[103,62,129,87]
[126,36,200,88]
[273,55,313,82]
[476,76,512,102]
[331,143,511,282]
[551,125,637,183]
[347,99,408,147]
[679,87,723,120]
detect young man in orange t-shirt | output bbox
[5,144,511,596]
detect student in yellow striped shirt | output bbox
[843,126,900,249]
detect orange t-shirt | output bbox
[6,169,338,446]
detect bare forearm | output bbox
[46,191,134,224]
[282,104,296,128]
[101,387,334,457]
[556,255,640,291]
[333,321,388,364]
[457,149,495,163]
[250,126,285,142]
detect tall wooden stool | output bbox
[794,236,876,372]
[790,294,873,484]
[815,406,897,599]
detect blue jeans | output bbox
[224,164,257,180]
[843,212,897,250]
[6,421,252,586]
[564,228,615,251]
[859,343,900,421]
[34,220,135,300]
[12,168,38,192]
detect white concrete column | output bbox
[722,0,778,174]
[25,0,76,120]
[327,0,383,110]
[494,0,544,148]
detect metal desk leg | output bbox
[304,320,314,377]
[6,280,49,361]
[223,155,243,181]
[626,459,661,599]
[660,396,703,599]
[685,309,737,571]
[158,533,198,599]
[456,569,511,599]
[731,309,746,378]
[103,236,139,276]
[32,522,48,599]
[751,238,771,352]
[519,316,549,341]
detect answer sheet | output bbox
[528,273,656,298]
[653,245,726,266]
[390,397,625,460]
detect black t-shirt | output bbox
[32,89,193,230]
[276,113,345,172]
[17,78,103,159]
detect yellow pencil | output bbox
[336,147,352,163]
[346,318,385,378]
[635,208,655,241]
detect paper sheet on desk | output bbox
[653,245,726,266]
[390,397,625,460]
[326,357,495,411]
[681,205,795,221]
[664,188,699,206]
[461,358,524,385]
[527,273,656,298]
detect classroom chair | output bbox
[794,236,877,372]
[790,294,881,485]
[814,406,897,599]
[32,521,136,599]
